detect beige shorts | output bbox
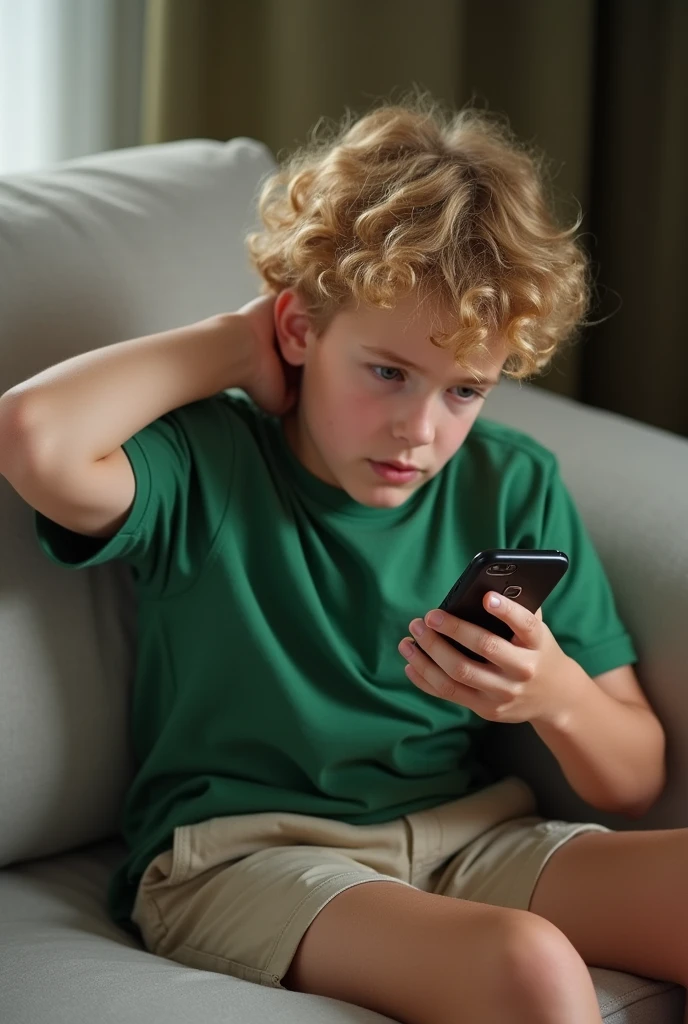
[131,775,609,989]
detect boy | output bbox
[0,97,684,1024]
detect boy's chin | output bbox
[365,491,412,509]
[344,477,417,509]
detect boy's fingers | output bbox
[419,611,517,671]
[481,592,542,648]
[399,637,482,707]
[402,626,520,694]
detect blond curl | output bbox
[246,92,592,379]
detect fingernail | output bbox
[488,594,501,608]
[426,610,444,627]
[409,619,425,637]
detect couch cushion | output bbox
[0,138,275,866]
[484,385,688,830]
[0,843,683,1024]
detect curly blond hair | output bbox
[246,92,591,379]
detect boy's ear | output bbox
[274,289,315,367]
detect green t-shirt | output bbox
[35,392,636,931]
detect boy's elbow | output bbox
[0,387,62,486]
[623,797,658,821]
[0,388,32,478]
[623,772,667,820]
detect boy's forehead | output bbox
[345,298,506,382]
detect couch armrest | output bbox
[479,382,688,830]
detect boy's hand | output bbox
[234,295,299,415]
[398,592,582,726]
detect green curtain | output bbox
[141,0,688,437]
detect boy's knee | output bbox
[497,910,590,1003]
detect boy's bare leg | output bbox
[528,826,688,1001]
[284,881,603,1024]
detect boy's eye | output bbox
[370,365,483,402]
[371,365,403,382]
[449,385,479,401]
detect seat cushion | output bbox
[0,843,683,1024]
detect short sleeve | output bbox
[34,397,234,596]
[537,458,638,678]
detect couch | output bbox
[0,137,686,1024]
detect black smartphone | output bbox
[434,549,569,662]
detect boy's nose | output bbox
[391,406,435,446]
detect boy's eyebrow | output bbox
[361,346,502,387]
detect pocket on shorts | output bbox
[131,826,194,950]
[137,827,191,890]
[406,773,539,879]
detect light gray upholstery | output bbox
[0,138,685,1023]
[1,841,684,1024]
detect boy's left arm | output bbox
[400,593,667,819]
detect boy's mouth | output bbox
[367,459,421,484]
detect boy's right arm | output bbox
[0,297,288,539]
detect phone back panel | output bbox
[440,549,569,661]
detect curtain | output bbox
[0,0,145,174]
[140,0,687,437]
[582,0,688,434]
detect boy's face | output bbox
[275,289,507,509]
